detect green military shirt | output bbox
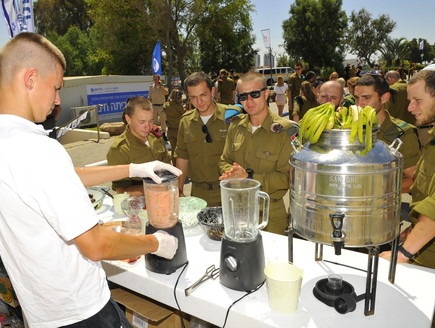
[219,110,292,200]
[288,73,303,106]
[107,126,171,190]
[408,128,435,269]
[174,103,229,183]
[377,113,421,169]
[385,80,416,125]
[217,77,236,105]
[163,101,184,139]
[292,96,319,119]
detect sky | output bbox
[1,0,434,62]
[251,0,435,62]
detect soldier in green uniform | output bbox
[354,74,421,193]
[217,69,236,105]
[292,81,319,122]
[107,96,171,195]
[381,69,435,269]
[219,72,297,235]
[163,88,185,163]
[174,72,230,206]
[148,75,169,140]
[385,70,416,125]
[287,62,304,112]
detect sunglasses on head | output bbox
[201,125,212,143]
[238,87,267,101]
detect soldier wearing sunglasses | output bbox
[219,72,296,235]
[174,72,230,206]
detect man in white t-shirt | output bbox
[0,33,181,328]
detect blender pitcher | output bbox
[220,178,269,242]
[143,170,179,229]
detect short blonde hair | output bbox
[237,71,266,91]
[0,32,66,85]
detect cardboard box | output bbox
[0,276,19,307]
[111,288,189,328]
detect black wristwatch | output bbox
[246,168,254,179]
[398,244,415,260]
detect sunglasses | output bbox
[295,68,302,71]
[201,124,212,143]
[238,87,267,101]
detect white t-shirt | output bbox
[273,83,288,95]
[0,115,110,328]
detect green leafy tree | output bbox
[379,37,410,67]
[407,38,434,64]
[34,0,92,35]
[346,8,396,67]
[282,0,347,69]
[47,26,102,76]
[86,0,155,75]
[196,0,256,75]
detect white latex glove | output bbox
[151,230,179,259]
[129,161,182,184]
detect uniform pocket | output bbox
[256,149,279,161]
[184,133,197,143]
[415,160,435,196]
[255,149,279,171]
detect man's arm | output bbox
[75,162,181,187]
[176,158,189,196]
[162,86,169,95]
[74,224,159,261]
[402,166,416,193]
[75,165,130,187]
[380,215,435,262]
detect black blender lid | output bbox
[143,169,178,184]
[313,277,356,307]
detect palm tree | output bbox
[379,37,411,67]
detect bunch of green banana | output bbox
[299,102,336,144]
[299,103,378,155]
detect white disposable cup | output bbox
[264,262,304,314]
[113,192,130,215]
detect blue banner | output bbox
[1,0,34,38]
[151,40,162,76]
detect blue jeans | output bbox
[60,297,132,328]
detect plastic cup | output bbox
[113,192,130,215]
[264,262,304,314]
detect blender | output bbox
[219,178,269,291]
[143,170,188,274]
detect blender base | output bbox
[220,233,265,292]
[145,221,188,275]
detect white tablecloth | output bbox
[99,196,435,328]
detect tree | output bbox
[141,0,220,86]
[48,26,102,76]
[379,37,410,67]
[34,0,92,35]
[407,38,434,64]
[196,0,256,75]
[346,8,396,68]
[86,0,155,75]
[282,0,347,69]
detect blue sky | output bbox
[1,0,434,60]
[251,0,435,60]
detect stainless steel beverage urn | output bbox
[290,128,403,253]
